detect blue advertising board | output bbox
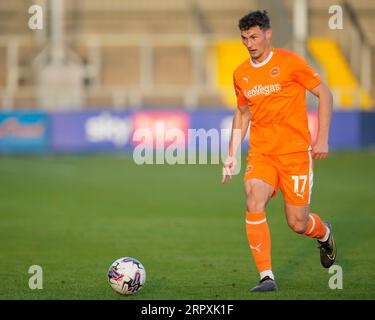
[329,111,361,149]
[360,111,375,148]
[0,109,374,154]
[50,111,133,152]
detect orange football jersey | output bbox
[233,48,321,154]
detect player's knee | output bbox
[246,196,267,213]
[288,221,307,234]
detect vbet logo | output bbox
[84,112,132,148]
[0,113,48,152]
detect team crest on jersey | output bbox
[269,66,280,77]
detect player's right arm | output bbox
[221,104,250,184]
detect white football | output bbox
[107,257,146,295]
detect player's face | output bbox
[241,26,272,62]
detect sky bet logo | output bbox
[85,112,132,147]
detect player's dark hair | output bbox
[238,10,271,31]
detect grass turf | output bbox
[0,151,374,299]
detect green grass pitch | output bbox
[0,151,374,299]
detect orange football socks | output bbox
[245,211,274,280]
[304,213,330,241]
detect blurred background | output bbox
[0,0,374,153]
[0,0,374,152]
[1,0,374,109]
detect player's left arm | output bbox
[309,82,333,160]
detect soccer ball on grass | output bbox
[107,257,146,295]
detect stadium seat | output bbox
[308,38,373,109]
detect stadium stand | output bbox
[0,0,373,110]
[302,0,374,109]
[308,38,373,109]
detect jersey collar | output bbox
[250,50,274,68]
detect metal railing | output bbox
[0,34,231,110]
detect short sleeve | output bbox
[290,53,321,91]
[233,74,248,107]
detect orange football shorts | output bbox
[244,151,314,206]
